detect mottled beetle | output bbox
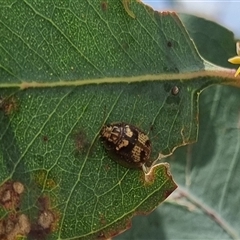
[100,122,151,170]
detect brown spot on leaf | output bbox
[29,223,50,240]
[167,41,173,47]
[149,124,154,132]
[104,164,111,172]
[38,196,49,210]
[12,182,24,195]
[38,210,54,230]
[28,196,59,240]
[99,213,106,226]
[142,167,156,185]
[164,189,175,199]
[0,181,25,210]
[0,96,18,115]
[101,1,108,11]
[72,129,90,155]
[42,135,49,142]
[0,213,30,240]
[97,232,106,239]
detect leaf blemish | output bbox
[72,128,90,155]
[0,180,25,210]
[167,41,173,47]
[38,210,55,231]
[42,135,49,143]
[29,196,59,240]
[141,166,156,185]
[0,213,31,239]
[97,232,106,239]
[149,124,154,133]
[101,1,108,12]
[34,170,58,190]
[0,96,19,115]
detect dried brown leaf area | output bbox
[0,181,59,240]
[0,181,30,240]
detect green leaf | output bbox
[179,13,237,68]
[0,1,238,239]
[116,14,240,240]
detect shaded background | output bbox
[143,0,240,39]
